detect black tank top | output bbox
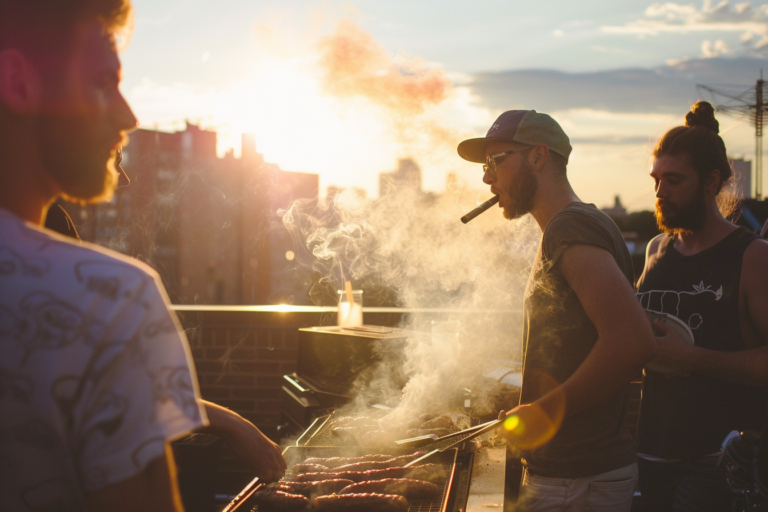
[636,227,766,459]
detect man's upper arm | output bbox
[557,244,655,360]
[642,234,665,278]
[77,269,206,493]
[743,239,768,346]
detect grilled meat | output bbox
[251,488,309,511]
[303,451,421,469]
[338,478,440,499]
[418,416,454,430]
[297,464,446,484]
[281,479,354,497]
[312,493,409,512]
[289,463,329,474]
[405,427,451,438]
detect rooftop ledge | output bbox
[171,305,521,314]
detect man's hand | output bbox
[647,319,696,374]
[224,421,286,482]
[497,399,564,451]
[200,401,287,482]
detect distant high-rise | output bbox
[379,158,422,196]
[731,158,752,199]
[58,124,318,305]
[602,195,628,218]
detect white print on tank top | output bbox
[637,281,722,331]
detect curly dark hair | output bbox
[653,101,732,193]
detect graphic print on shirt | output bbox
[637,281,722,331]
[0,210,206,508]
[17,291,107,364]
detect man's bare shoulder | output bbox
[646,233,666,259]
[2,213,159,281]
[743,237,768,278]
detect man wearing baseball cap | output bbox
[459,111,657,511]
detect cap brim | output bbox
[457,137,509,163]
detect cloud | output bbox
[603,0,768,50]
[702,38,731,56]
[316,19,452,116]
[126,19,492,197]
[468,56,764,114]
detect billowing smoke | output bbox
[317,19,451,117]
[279,18,537,438]
[315,19,474,177]
[282,183,540,436]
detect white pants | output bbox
[515,462,637,512]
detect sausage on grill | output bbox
[251,488,309,511]
[303,451,422,469]
[303,454,394,468]
[332,461,398,472]
[418,416,454,430]
[297,464,445,484]
[338,478,440,499]
[332,453,425,472]
[404,464,449,484]
[312,493,409,512]
[281,479,354,497]
[289,463,329,474]
[405,427,451,438]
[293,472,349,483]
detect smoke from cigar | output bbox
[461,196,499,224]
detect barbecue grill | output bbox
[282,325,413,430]
[282,411,476,512]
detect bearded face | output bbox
[33,23,135,204]
[502,157,538,221]
[37,109,120,204]
[654,174,707,234]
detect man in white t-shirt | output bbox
[0,1,285,510]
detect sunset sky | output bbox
[121,0,768,211]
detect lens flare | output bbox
[503,414,520,432]
[500,371,566,450]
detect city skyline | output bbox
[121,0,768,211]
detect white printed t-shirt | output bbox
[0,208,207,511]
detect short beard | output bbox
[36,112,117,204]
[502,159,538,220]
[655,182,707,234]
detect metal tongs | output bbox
[221,476,262,512]
[402,418,504,467]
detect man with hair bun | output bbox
[636,101,768,511]
[0,1,284,510]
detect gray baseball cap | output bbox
[457,110,572,164]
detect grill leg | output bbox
[504,447,523,511]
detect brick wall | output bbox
[173,306,642,441]
[173,307,409,438]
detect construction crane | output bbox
[698,72,767,200]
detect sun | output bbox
[214,57,397,195]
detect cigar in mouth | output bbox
[461,196,500,224]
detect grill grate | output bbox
[280,446,458,512]
[420,429,486,453]
[303,416,347,448]
[302,411,471,450]
[408,484,449,512]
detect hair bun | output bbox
[685,101,719,133]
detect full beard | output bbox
[36,112,118,204]
[654,184,707,234]
[502,161,538,220]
